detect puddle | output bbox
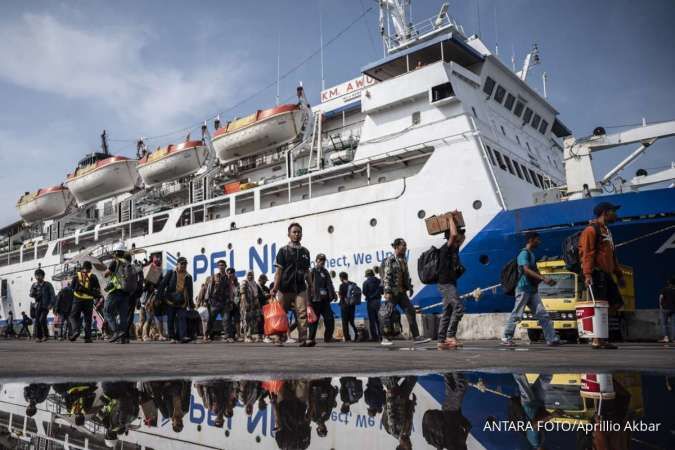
[1,370,672,449]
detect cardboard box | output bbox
[425,211,465,235]
[143,264,162,285]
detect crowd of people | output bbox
[14,373,470,450]
[2,203,673,348]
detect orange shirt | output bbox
[578,221,621,278]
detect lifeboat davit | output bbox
[211,104,303,164]
[16,185,74,223]
[137,140,209,188]
[65,153,139,206]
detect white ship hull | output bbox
[212,105,303,164]
[16,186,73,223]
[65,157,139,206]
[138,141,209,188]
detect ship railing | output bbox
[383,10,461,53]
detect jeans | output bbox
[381,292,420,338]
[58,313,71,338]
[660,309,675,340]
[206,304,227,338]
[104,291,129,336]
[366,299,381,341]
[340,303,357,340]
[279,291,308,341]
[69,299,94,340]
[35,307,49,340]
[167,306,187,340]
[438,284,464,340]
[503,291,558,343]
[308,301,335,342]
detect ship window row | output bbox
[483,77,549,135]
[485,145,556,189]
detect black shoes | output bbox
[69,332,81,342]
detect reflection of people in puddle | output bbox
[308,378,338,438]
[365,377,386,417]
[195,379,228,428]
[510,374,555,449]
[238,380,268,417]
[339,376,363,416]
[271,380,311,450]
[53,382,98,426]
[422,373,471,450]
[383,376,417,450]
[23,383,50,417]
[98,382,141,445]
[577,379,632,450]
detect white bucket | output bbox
[580,373,615,400]
[576,300,609,339]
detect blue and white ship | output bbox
[0,1,673,336]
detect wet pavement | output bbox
[1,370,673,449]
[0,340,673,381]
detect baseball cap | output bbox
[593,202,621,217]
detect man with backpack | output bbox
[18,311,32,339]
[437,221,466,350]
[362,268,383,342]
[196,259,232,341]
[55,285,74,340]
[308,253,337,344]
[579,202,625,350]
[380,238,428,345]
[338,272,360,342]
[157,256,194,343]
[271,222,313,347]
[658,278,675,344]
[69,260,101,343]
[103,243,136,344]
[501,232,560,347]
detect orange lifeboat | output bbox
[16,185,74,223]
[65,154,139,206]
[211,104,303,164]
[137,140,208,188]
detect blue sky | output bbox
[0,0,673,225]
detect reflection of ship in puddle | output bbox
[0,372,671,450]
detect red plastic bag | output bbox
[263,301,289,336]
[262,380,285,395]
[307,304,318,324]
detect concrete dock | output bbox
[0,340,673,381]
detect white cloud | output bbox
[0,13,249,131]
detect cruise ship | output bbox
[1,1,673,335]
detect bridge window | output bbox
[513,100,525,117]
[485,145,496,166]
[503,155,515,175]
[504,93,515,111]
[430,82,454,103]
[492,149,507,170]
[513,161,524,179]
[483,77,496,97]
[152,214,169,233]
[522,165,532,183]
[531,114,541,130]
[494,85,506,104]
[522,108,533,125]
[529,169,540,187]
[539,120,549,134]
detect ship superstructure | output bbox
[0,1,673,330]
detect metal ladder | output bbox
[307,112,323,172]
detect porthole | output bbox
[479,255,490,265]
[473,200,482,210]
[227,243,233,250]
[257,238,263,245]
[374,266,380,274]
[330,270,336,278]
[177,252,181,257]
[230,222,236,230]
[417,210,426,219]
[328,225,334,234]
[200,247,206,254]
[370,218,377,227]
[197,425,202,432]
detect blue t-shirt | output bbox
[516,249,538,293]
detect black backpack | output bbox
[562,223,600,273]
[346,282,362,306]
[500,258,520,297]
[417,246,440,284]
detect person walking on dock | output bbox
[158,256,194,343]
[196,259,231,342]
[501,232,560,347]
[103,244,134,344]
[437,221,466,350]
[579,202,625,350]
[55,285,74,340]
[271,222,312,347]
[240,270,263,342]
[3,310,15,338]
[380,238,428,345]
[29,268,56,342]
[18,311,32,339]
[338,272,359,342]
[658,277,675,344]
[69,260,101,343]
[308,253,337,344]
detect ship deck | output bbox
[0,340,672,382]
